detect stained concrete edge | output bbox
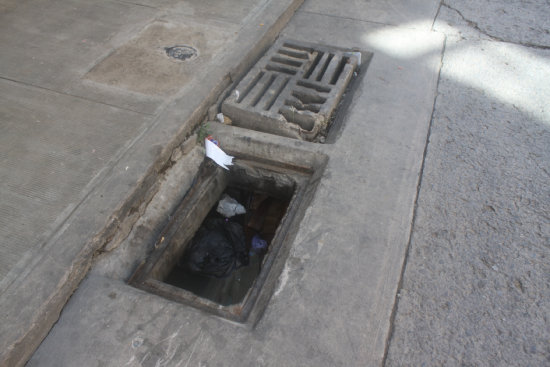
[0,0,304,365]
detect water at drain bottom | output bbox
[164,186,289,306]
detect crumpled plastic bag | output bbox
[251,234,267,252]
[216,194,246,218]
[182,218,248,278]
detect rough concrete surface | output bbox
[0,0,304,365]
[86,20,239,95]
[386,1,550,366]
[2,0,548,365]
[0,78,152,281]
[28,8,444,367]
[300,0,440,29]
[0,0,155,90]
[164,0,272,25]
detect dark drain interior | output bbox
[164,186,290,306]
[129,154,322,325]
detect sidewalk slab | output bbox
[0,0,160,114]
[85,19,239,96]
[300,0,440,29]
[0,0,281,115]
[0,0,303,365]
[156,0,272,25]
[28,12,444,367]
[0,78,152,284]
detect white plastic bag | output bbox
[216,194,246,218]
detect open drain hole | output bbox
[129,155,322,325]
[164,186,290,306]
[164,45,198,61]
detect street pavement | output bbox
[386,1,550,366]
[0,0,548,366]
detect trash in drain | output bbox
[128,153,325,325]
[164,188,289,306]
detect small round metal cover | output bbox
[165,45,198,61]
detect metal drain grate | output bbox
[222,39,361,141]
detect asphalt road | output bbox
[386,1,550,366]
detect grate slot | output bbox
[296,80,331,93]
[238,71,264,103]
[282,42,314,53]
[265,77,290,111]
[330,56,349,85]
[271,56,303,68]
[284,98,321,113]
[291,89,327,105]
[266,64,298,75]
[303,52,323,79]
[316,53,334,82]
[252,74,277,107]
[278,48,310,59]
[321,55,342,84]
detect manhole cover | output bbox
[222,39,368,142]
[164,45,198,61]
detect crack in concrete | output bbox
[297,10,400,28]
[114,0,160,10]
[441,2,550,50]
[431,0,444,31]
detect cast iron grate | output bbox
[222,39,366,141]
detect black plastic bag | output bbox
[182,218,249,278]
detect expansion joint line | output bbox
[431,0,444,31]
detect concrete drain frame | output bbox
[129,137,326,326]
[222,38,373,142]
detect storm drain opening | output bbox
[164,183,291,306]
[222,38,373,142]
[129,153,324,325]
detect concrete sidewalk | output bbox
[0,0,303,364]
[1,0,549,366]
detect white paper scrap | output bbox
[216,113,224,123]
[205,139,234,170]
